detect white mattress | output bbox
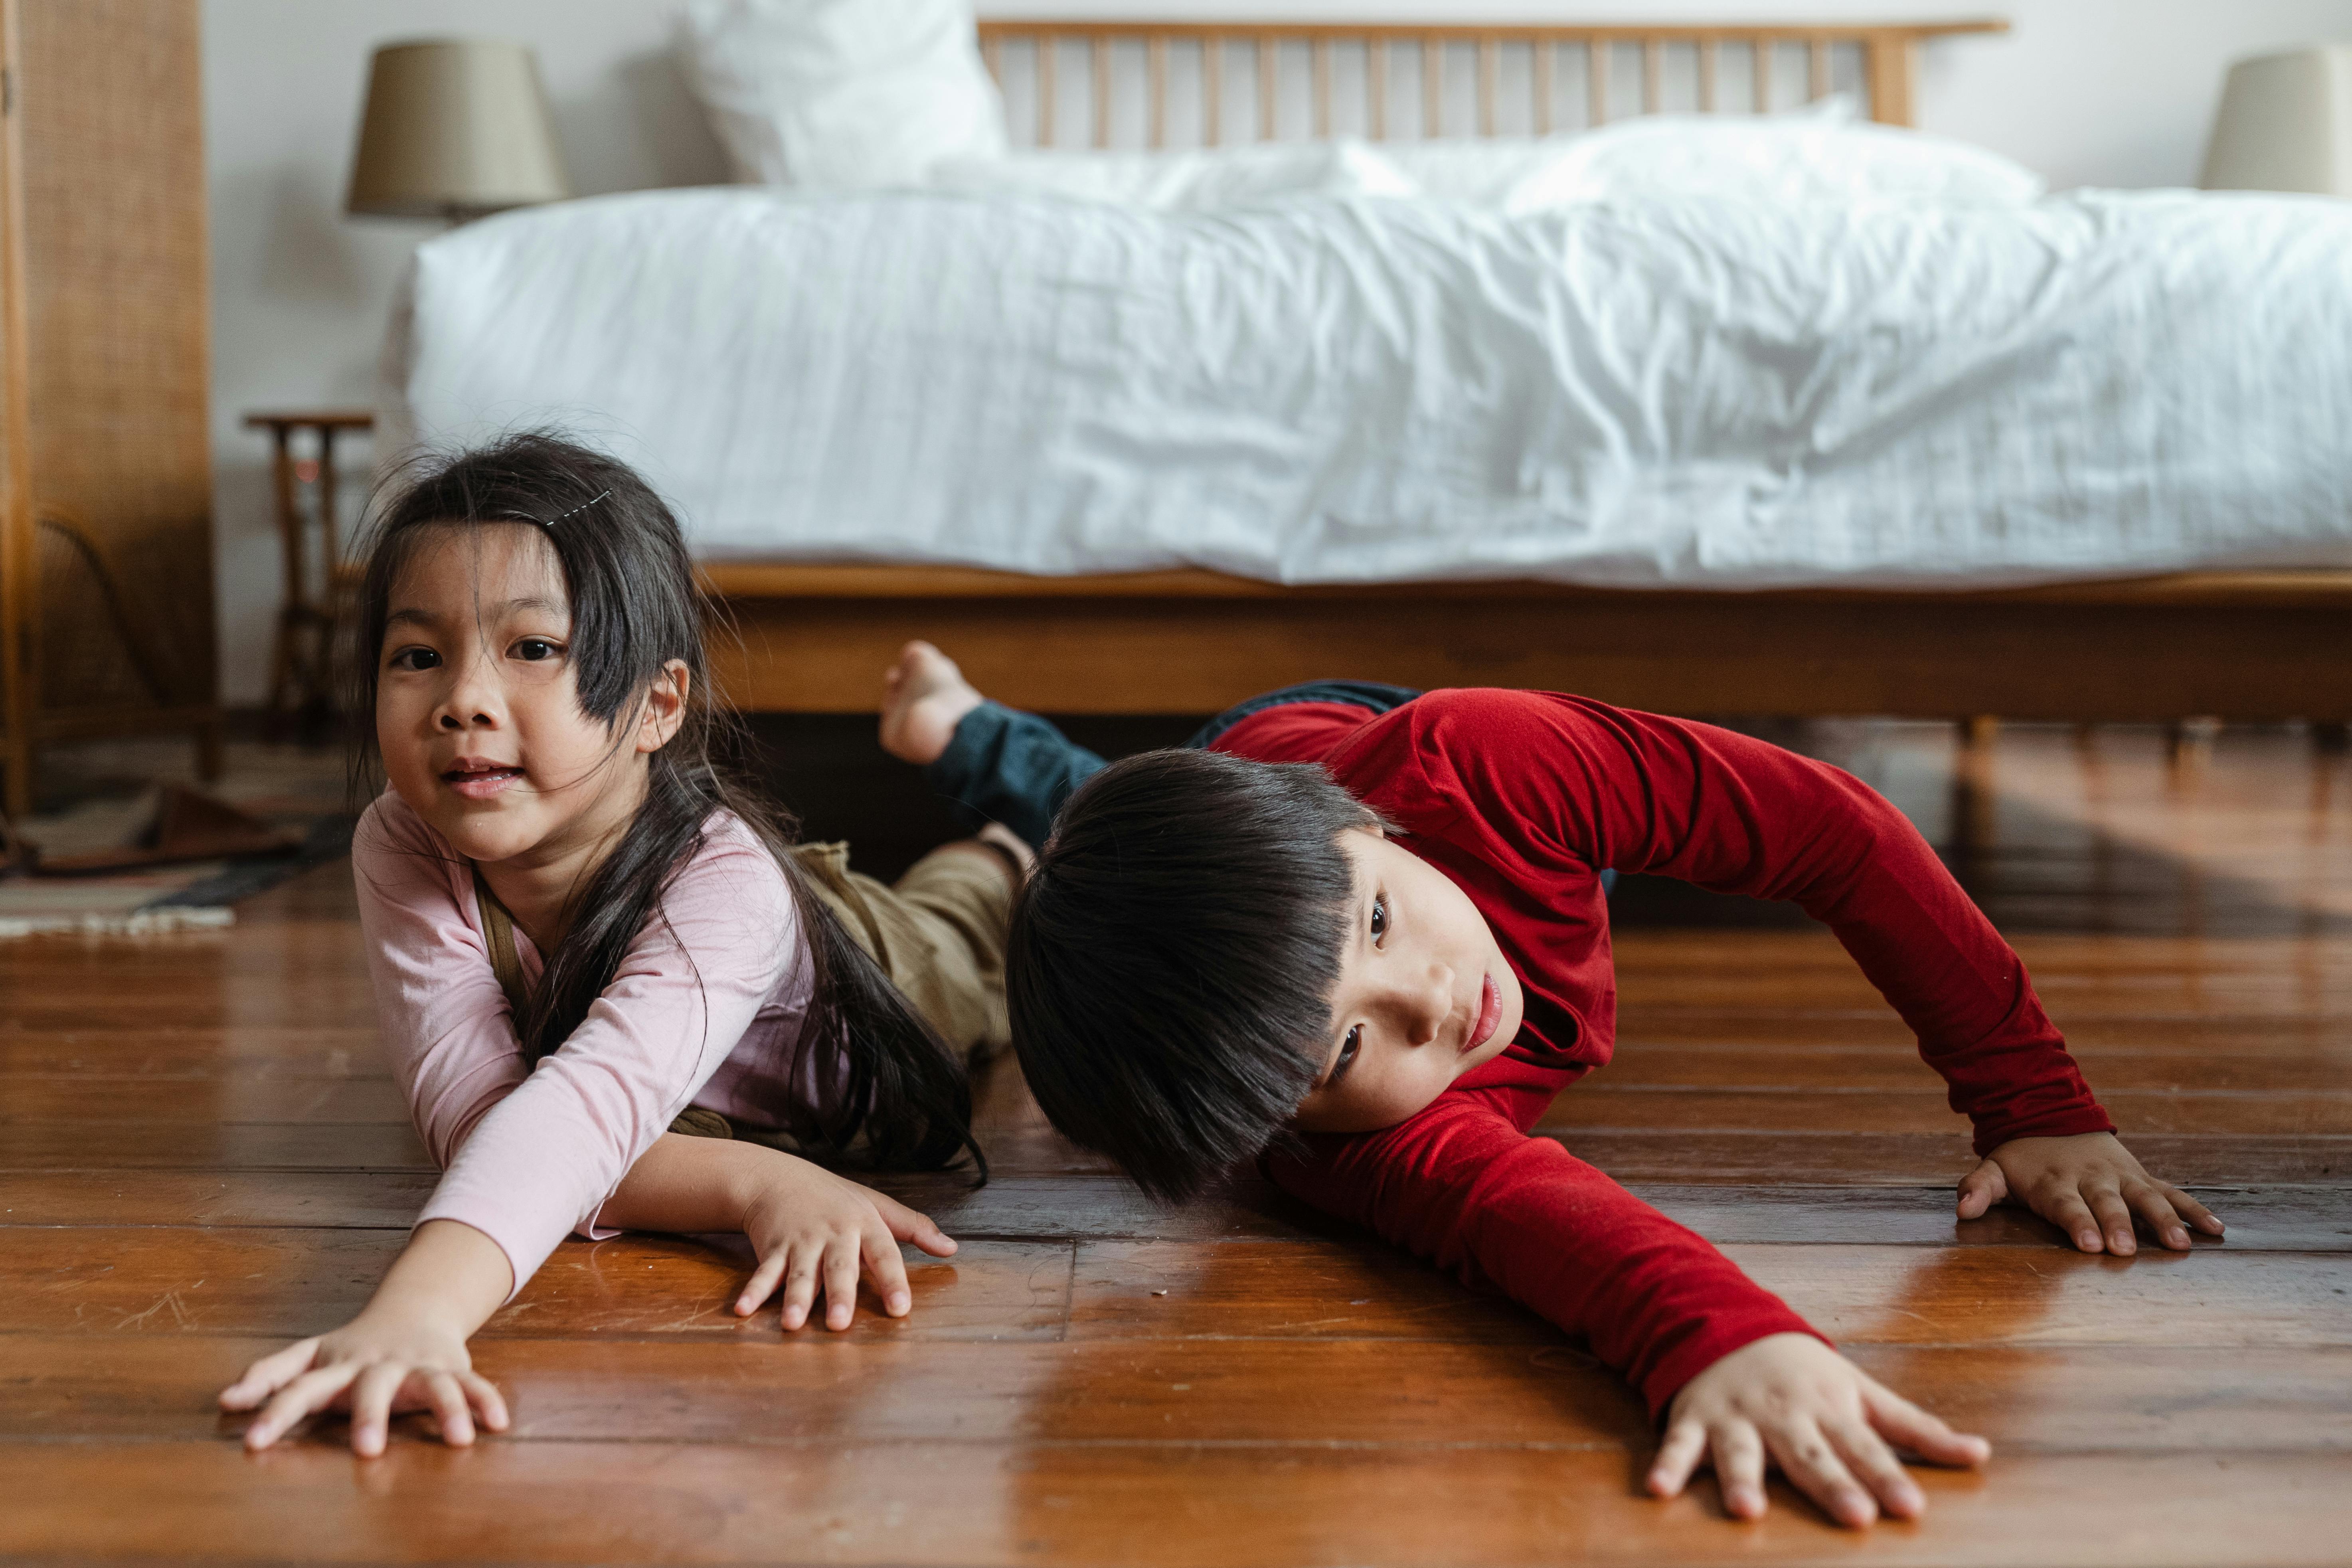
[386,184,2352,588]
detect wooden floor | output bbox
[2,722,2348,1564]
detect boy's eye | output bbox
[512,638,559,662]
[1370,896,1388,941]
[387,647,440,672]
[1327,1026,1362,1089]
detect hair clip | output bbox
[542,488,611,526]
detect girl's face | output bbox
[1289,827,1526,1135]
[375,523,683,869]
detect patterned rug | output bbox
[0,736,353,937]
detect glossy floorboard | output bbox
[2,720,2348,1564]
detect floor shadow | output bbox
[739,714,2350,936]
[1601,719,2351,938]
[741,712,1207,881]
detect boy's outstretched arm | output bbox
[1268,1091,1989,1527]
[1365,691,2221,1251]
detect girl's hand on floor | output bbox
[1648,1333,1990,1528]
[733,1158,959,1331]
[1957,1131,2223,1255]
[219,1314,510,1456]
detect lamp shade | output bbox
[346,40,571,219]
[2200,45,2352,195]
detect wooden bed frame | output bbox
[706,17,2352,726]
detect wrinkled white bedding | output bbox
[386,182,2352,587]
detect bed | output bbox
[386,16,2352,725]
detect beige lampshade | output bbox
[2201,45,2352,195]
[346,40,571,219]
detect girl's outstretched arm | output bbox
[599,1133,959,1331]
[219,1219,513,1455]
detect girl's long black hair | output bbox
[346,431,983,1177]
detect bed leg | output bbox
[2166,717,2220,775]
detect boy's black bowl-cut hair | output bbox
[1006,747,1383,1203]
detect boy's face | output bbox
[1290,827,1526,1134]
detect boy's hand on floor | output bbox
[1648,1333,1990,1528]
[1957,1131,2223,1255]
[734,1158,959,1331]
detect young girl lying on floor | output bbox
[880,644,2227,1530]
[221,436,1020,1455]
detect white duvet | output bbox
[387,177,2352,587]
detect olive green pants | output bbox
[783,839,1015,1066]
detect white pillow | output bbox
[683,0,1007,187]
[927,139,1419,210]
[1379,96,1863,208]
[1503,112,2044,212]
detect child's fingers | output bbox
[1645,1418,1709,1498]
[458,1369,511,1433]
[244,1361,360,1452]
[1708,1422,1769,1520]
[822,1237,862,1330]
[1824,1416,1925,1521]
[425,1370,476,1447]
[737,1250,789,1316]
[348,1361,411,1458]
[779,1248,821,1331]
[861,1222,915,1317]
[1761,1418,1877,1528]
[2165,1183,2226,1236]
[870,1192,959,1257]
[2085,1183,2139,1255]
[2035,1186,2106,1253]
[218,1337,322,1410]
[1861,1381,1991,1468]
[1953,1159,2006,1220]
[2122,1180,2195,1251]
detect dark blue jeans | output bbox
[922,681,1422,848]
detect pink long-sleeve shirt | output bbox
[353,791,824,1292]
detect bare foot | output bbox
[880,641,985,766]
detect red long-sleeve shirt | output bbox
[1214,690,2113,1415]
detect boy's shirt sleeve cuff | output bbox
[1634,1301,1836,1420]
[1267,1094,1843,1423]
[1970,1102,2118,1157]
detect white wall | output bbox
[202,0,2352,704]
[203,0,729,705]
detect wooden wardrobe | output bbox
[0,0,220,819]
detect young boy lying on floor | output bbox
[879,643,2226,1530]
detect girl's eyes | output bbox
[385,640,560,670]
[1370,896,1389,941]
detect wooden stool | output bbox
[244,411,372,735]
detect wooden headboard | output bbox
[975,17,2006,146]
